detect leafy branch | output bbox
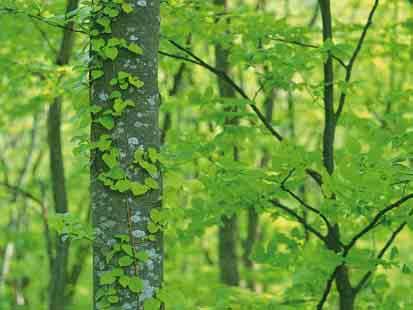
[279,169,332,230]
[160,38,285,142]
[270,199,327,243]
[0,7,87,34]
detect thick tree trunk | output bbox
[90,1,162,309]
[47,1,78,309]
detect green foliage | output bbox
[1,0,413,309]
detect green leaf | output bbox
[110,91,122,99]
[114,234,130,242]
[98,116,115,130]
[100,271,116,285]
[133,149,144,163]
[102,149,118,169]
[128,278,143,293]
[122,3,134,14]
[104,7,119,18]
[128,75,144,88]
[95,135,112,151]
[104,47,119,60]
[113,179,130,192]
[148,147,159,162]
[121,244,133,256]
[113,98,127,114]
[140,160,158,177]
[147,221,159,234]
[91,70,104,80]
[107,38,121,47]
[108,295,119,304]
[143,298,161,310]
[127,43,143,55]
[135,251,149,262]
[118,275,130,288]
[402,264,412,274]
[118,71,130,80]
[150,209,162,223]
[145,177,159,189]
[130,182,149,196]
[118,255,134,267]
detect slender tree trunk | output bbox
[47,1,78,309]
[90,1,162,309]
[214,0,240,287]
[319,1,355,309]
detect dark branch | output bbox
[344,193,413,253]
[335,0,380,120]
[269,36,347,68]
[280,170,332,229]
[316,267,338,310]
[353,221,407,294]
[270,199,327,243]
[161,39,285,142]
[0,7,87,34]
[0,182,43,208]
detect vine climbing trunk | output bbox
[214,0,240,287]
[47,0,78,309]
[90,1,163,309]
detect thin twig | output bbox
[335,0,380,120]
[269,36,347,68]
[162,39,285,142]
[353,221,407,293]
[316,268,338,309]
[344,193,413,253]
[270,199,327,243]
[0,7,87,34]
[280,169,332,229]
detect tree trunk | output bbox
[90,1,162,309]
[47,1,79,309]
[319,1,355,309]
[214,0,240,287]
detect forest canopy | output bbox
[0,0,413,309]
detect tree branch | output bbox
[0,7,87,34]
[344,193,413,253]
[269,36,347,68]
[161,39,285,142]
[280,169,332,229]
[353,221,407,294]
[335,0,380,121]
[270,199,327,243]
[316,267,338,309]
[0,182,43,208]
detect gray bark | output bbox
[90,1,162,309]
